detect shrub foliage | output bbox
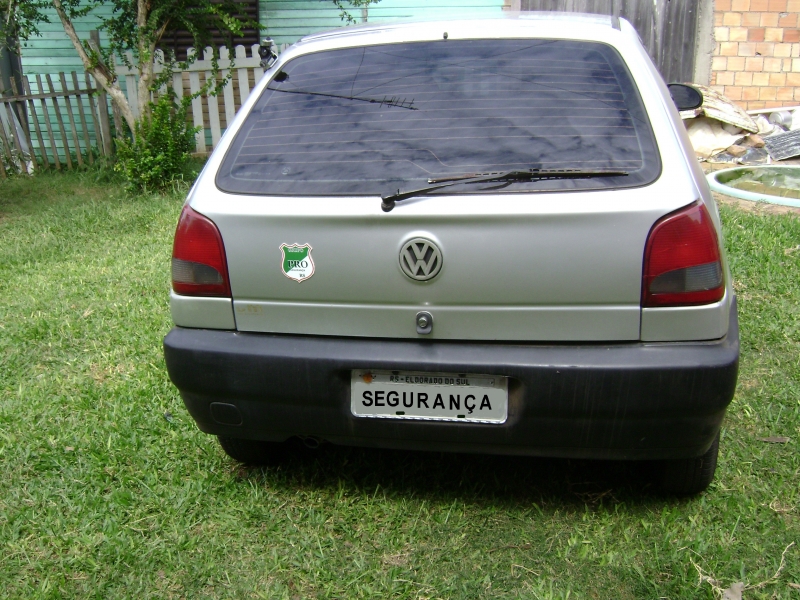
[115,95,199,190]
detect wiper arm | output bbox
[380,168,628,212]
[267,86,418,110]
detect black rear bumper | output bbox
[163,302,739,461]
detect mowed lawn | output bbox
[0,170,798,599]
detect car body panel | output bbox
[641,291,731,342]
[232,300,639,341]
[213,192,678,340]
[170,292,235,330]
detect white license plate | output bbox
[351,370,508,424]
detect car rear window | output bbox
[216,38,661,196]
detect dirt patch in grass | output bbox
[714,191,800,216]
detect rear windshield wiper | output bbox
[268,86,418,110]
[380,168,628,212]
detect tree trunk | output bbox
[137,59,153,121]
[51,0,137,136]
[135,0,151,121]
[137,21,172,120]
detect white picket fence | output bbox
[116,44,285,153]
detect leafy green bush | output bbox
[115,94,199,190]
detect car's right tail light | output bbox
[171,205,231,297]
[643,201,724,307]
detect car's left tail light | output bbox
[171,205,231,297]
[643,201,724,307]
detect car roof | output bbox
[292,12,627,51]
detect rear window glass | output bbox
[216,39,661,196]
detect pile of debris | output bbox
[682,84,800,165]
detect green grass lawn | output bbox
[0,170,798,599]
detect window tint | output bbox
[217,39,661,195]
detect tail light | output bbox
[171,205,231,297]
[643,201,724,307]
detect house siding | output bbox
[18,5,114,76]
[260,0,508,47]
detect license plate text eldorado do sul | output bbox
[351,370,508,424]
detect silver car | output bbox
[164,13,738,495]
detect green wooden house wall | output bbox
[18,6,113,75]
[260,0,508,48]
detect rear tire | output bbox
[217,436,287,465]
[658,432,720,496]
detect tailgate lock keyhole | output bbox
[416,311,433,335]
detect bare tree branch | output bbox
[50,0,136,134]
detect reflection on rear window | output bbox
[217,39,660,195]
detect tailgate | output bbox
[202,190,684,342]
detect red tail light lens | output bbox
[643,202,724,307]
[171,206,231,297]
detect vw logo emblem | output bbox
[399,238,443,281]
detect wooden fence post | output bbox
[22,77,49,170]
[235,45,250,106]
[0,113,12,177]
[186,47,207,154]
[46,73,73,169]
[84,72,104,156]
[1,98,30,168]
[220,46,236,129]
[59,72,84,167]
[203,47,223,148]
[90,31,114,156]
[0,131,7,178]
[35,74,61,170]
[72,71,93,165]
[8,78,32,144]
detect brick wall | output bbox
[711,0,800,110]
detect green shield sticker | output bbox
[280,243,315,282]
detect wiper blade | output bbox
[267,86,418,110]
[380,168,628,212]
[427,168,628,184]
